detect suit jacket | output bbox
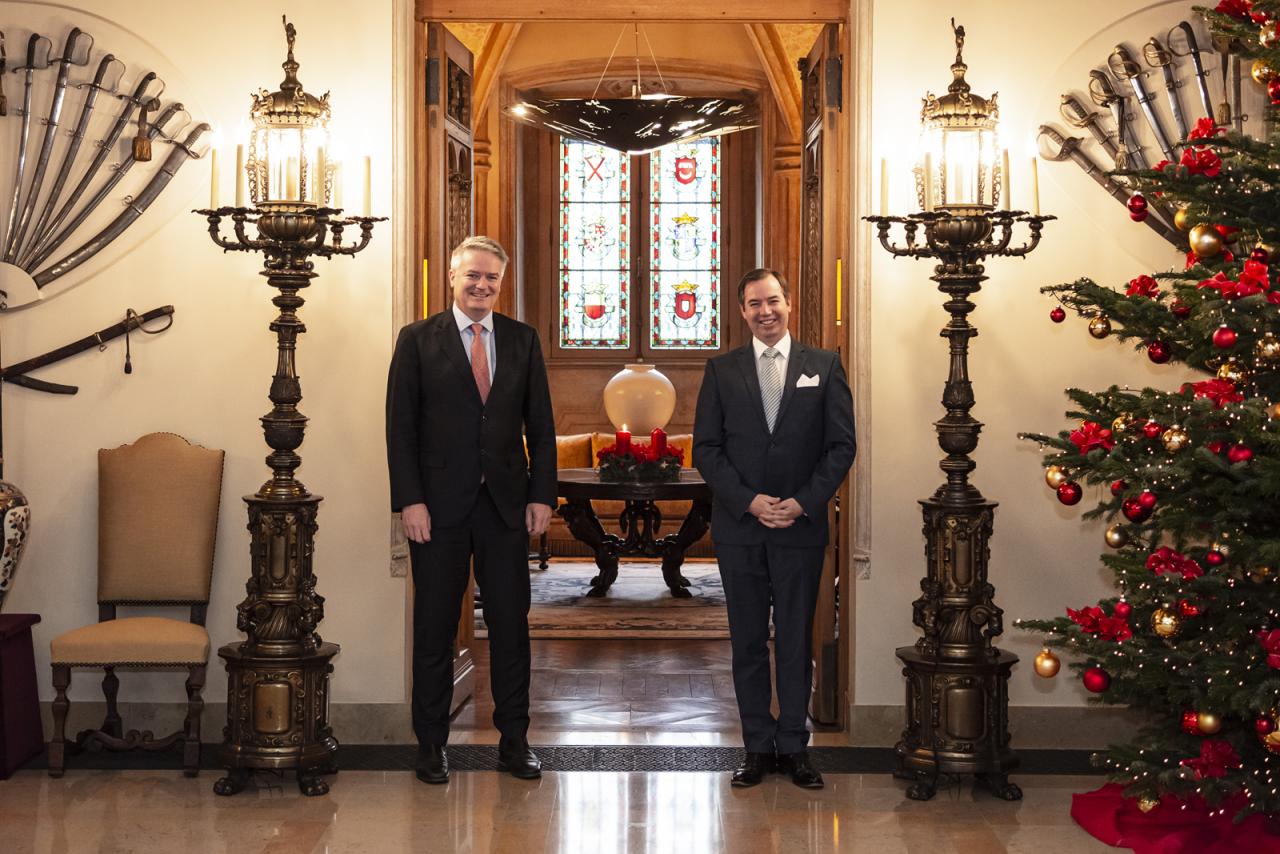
[386,310,557,530]
[693,339,856,547]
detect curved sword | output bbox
[22,72,161,269]
[0,31,8,116]
[1060,93,1121,164]
[1109,44,1175,162]
[35,122,208,287]
[20,52,123,268]
[2,34,52,263]
[3,28,91,264]
[1038,124,1180,247]
[1169,21,1214,123]
[1088,68,1147,169]
[1143,36,1188,141]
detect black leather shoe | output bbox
[778,751,824,789]
[497,737,542,779]
[415,745,448,784]
[731,752,775,787]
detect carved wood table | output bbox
[556,468,712,599]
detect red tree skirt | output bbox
[1072,783,1280,852]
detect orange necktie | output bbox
[470,323,491,403]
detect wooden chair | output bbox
[47,432,224,778]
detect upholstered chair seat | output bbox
[51,616,210,666]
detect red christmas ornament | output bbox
[1114,600,1133,619]
[1050,305,1066,323]
[1111,479,1128,496]
[1122,497,1151,523]
[1056,481,1083,505]
[1213,325,1238,349]
[1170,299,1192,319]
[1228,443,1254,463]
[1252,246,1271,264]
[1127,193,1149,222]
[1138,490,1158,510]
[1142,421,1163,440]
[1147,340,1172,363]
[1183,709,1203,735]
[1206,440,1225,454]
[1269,77,1280,104]
[1206,549,1226,567]
[1083,666,1111,693]
[1257,716,1277,736]
[1178,598,1202,618]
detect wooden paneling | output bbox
[417,0,846,23]
[548,363,705,436]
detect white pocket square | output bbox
[796,373,820,388]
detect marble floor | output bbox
[0,769,1112,853]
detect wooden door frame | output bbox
[393,0,875,736]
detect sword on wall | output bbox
[1060,93,1122,165]
[1142,36,1189,141]
[1109,43,1176,162]
[1168,21,1215,124]
[1088,68,1147,169]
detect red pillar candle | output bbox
[651,427,667,455]
[616,428,631,454]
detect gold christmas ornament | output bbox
[1189,223,1224,258]
[1256,333,1280,362]
[1045,465,1069,489]
[1105,523,1129,549]
[1152,607,1181,638]
[1137,796,1160,813]
[1251,566,1275,583]
[1173,207,1191,232]
[1088,314,1112,339]
[1253,58,1278,84]
[1268,402,1280,420]
[1033,648,1061,678]
[1197,711,1222,735]
[1217,360,1248,384]
[1211,539,1231,557]
[1263,21,1280,48]
[1112,413,1133,434]
[1265,730,1280,754]
[1161,426,1190,453]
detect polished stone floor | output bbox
[0,769,1111,853]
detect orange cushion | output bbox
[50,616,210,666]
[556,433,593,469]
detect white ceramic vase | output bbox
[603,364,676,434]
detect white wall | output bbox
[2,0,400,704]
[859,0,1253,708]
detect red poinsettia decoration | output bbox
[1067,605,1105,633]
[1185,248,1235,269]
[1125,275,1160,298]
[1180,146,1223,177]
[1066,605,1130,641]
[1259,629,1280,669]
[1187,116,1225,142]
[1069,421,1115,454]
[1197,260,1271,300]
[1180,739,1242,780]
[1189,378,1245,408]
[1146,546,1205,580]
[1097,615,1133,642]
[1214,0,1252,20]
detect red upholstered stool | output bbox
[0,613,43,779]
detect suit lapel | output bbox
[435,312,482,406]
[736,345,770,434]
[488,314,517,407]
[774,341,808,429]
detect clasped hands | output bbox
[748,494,804,529]
[399,501,554,543]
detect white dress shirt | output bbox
[751,331,791,388]
[452,303,496,383]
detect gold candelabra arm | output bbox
[321,215,387,257]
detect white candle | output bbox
[209,148,219,208]
[879,158,888,217]
[922,153,934,212]
[285,156,299,199]
[333,162,344,209]
[234,144,244,207]
[1000,148,1010,211]
[314,148,327,205]
[1030,156,1040,216]
[362,155,372,217]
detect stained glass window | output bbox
[559,140,630,348]
[649,138,720,349]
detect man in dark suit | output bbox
[386,235,556,784]
[693,268,856,789]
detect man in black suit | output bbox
[693,268,856,789]
[386,235,556,784]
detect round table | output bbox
[556,468,712,598]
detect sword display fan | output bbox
[0,24,209,612]
[1037,18,1260,250]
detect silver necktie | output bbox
[761,347,782,432]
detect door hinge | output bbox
[825,55,843,111]
[426,57,439,107]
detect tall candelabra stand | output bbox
[193,204,383,796]
[866,209,1052,801]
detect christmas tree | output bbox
[1017,1,1280,822]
